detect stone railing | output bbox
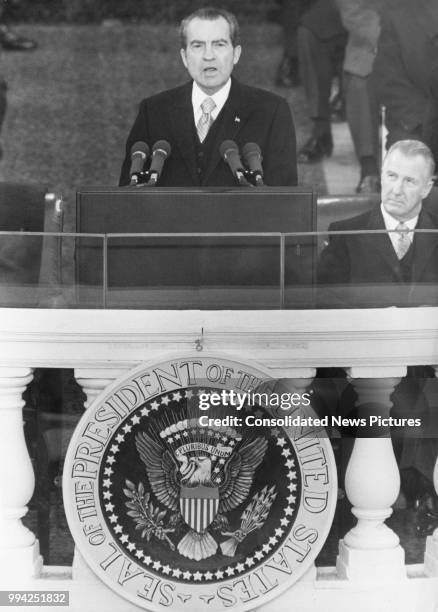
[0,306,437,612]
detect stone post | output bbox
[337,366,407,581]
[0,367,42,580]
[424,365,438,575]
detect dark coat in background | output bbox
[300,0,345,40]
[373,0,438,161]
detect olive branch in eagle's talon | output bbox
[124,479,176,550]
[220,485,277,556]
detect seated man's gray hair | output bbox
[385,139,436,178]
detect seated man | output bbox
[119,7,297,187]
[317,139,438,534]
[318,139,438,307]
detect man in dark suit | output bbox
[119,7,297,187]
[318,139,438,307]
[317,139,438,534]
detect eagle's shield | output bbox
[180,485,219,532]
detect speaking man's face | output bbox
[180,17,241,95]
[381,150,434,221]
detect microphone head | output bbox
[130,141,149,159]
[219,139,239,159]
[152,140,171,157]
[242,142,262,160]
[148,140,172,181]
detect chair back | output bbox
[0,182,63,305]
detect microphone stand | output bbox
[126,171,160,187]
[235,169,253,187]
[146,172,159,186]
[245,171,264,186]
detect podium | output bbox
[75,186,316,309]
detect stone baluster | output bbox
[74,368,129,411]
[265,367,316,390]
[0,367,42,580]
[73,367,130,579]
[424,364,438,575]
[265,367,319,585]
[337,366,407,580]
[265,367,316,415]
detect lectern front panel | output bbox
[76,187,316,308]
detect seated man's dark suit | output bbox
[119,77,297,187]
[317,205,438,308]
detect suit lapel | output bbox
[202,78,250,184]
[412,209,438,281]
[365,208,404,280]
[170,82,199,184]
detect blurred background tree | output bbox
[6,0,279,24]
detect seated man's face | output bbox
[180,16,241,95]
[381,150,434,221]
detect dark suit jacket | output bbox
[300,0,345,40]
[119,78,297,187]
[317,205,438,307]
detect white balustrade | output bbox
[337,367,407,580]
[0,367,42,580]
[74,368,129,410]
[424,364,438,576]
[0,308,436,609]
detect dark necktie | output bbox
[394,222,411,260]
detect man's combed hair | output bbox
[385,139,436,178]
[179,7,240,48]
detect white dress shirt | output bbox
[380,203,418,253]
[191,79,232,126]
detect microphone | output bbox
[148,140,171,185]
[242,142,264,186]
[219,140,250,186]
[129,141,149,185]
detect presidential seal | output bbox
[63,357,337,611]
